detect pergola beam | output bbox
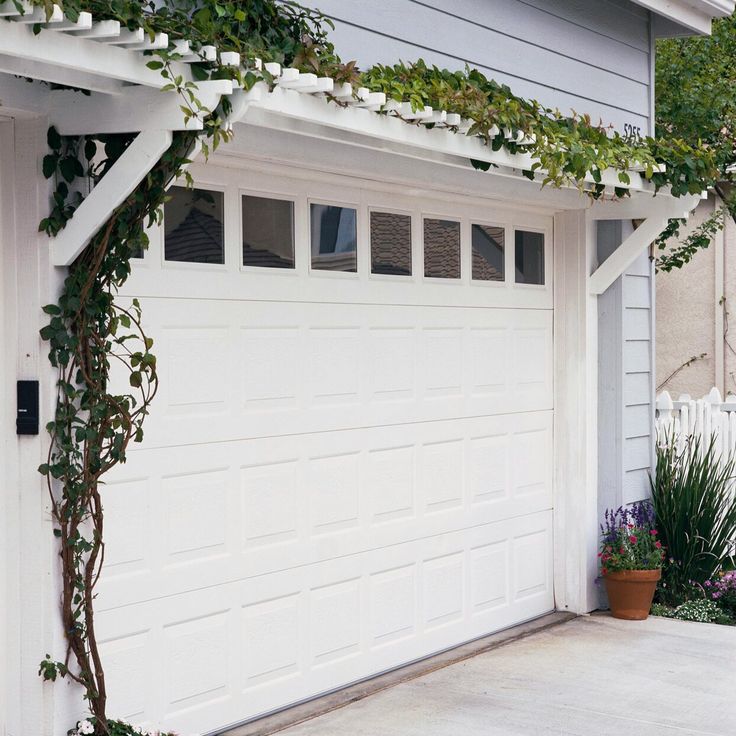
[237,85,655,196]
[0,20,191,92]
[50,81,234,135]
[0,54,123,95]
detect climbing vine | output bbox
[11,1,724,734]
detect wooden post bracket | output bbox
[51,129,173,267]
[588,192,704,295]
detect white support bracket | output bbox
[51,130,173,267]
[588,193,703,295]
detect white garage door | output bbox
[97,162,555,734]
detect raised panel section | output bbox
[369,327,415,399]
[308,327,361,404]
[470,542,508,613]
[423,552,464,628]
[367,445,415,523]
[163,611,229,712]
[470,328,508,394]
[422,439,464,513]
[101,632,151,720]
[513,328,550,390]
[243,594,301,686]
[310,578,361,665]
[242,460,299,548]
[422,328,463,396]
[102,478,151,578]
[308,452,360,535]
[512,429,549,497]
[240,327,300,408]
[369,564,416,645]
[163,469,228,563]
[164,327,229,411]
[513,529,550,601]
[469,434,508,504]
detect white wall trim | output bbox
[553,209,599,614]
[632,0,734,34]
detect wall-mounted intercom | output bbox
[16,380,39,435]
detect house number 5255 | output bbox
[623,122,642,139]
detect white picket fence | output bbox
[655,388,736,458]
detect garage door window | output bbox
[164,186,224,264]
[515,230,545,285]
[371,211,412,276]
[311,203,358,272]
[242,195,295,269]
[472,224,504,282]
[424,218,460,279]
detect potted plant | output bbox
[599,502,665,620]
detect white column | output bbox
[553,209,600,613]
[2,115,63,736]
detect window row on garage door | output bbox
[157,184,546,284]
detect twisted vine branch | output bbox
[38,132,198,735]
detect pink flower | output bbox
[629,535,637,544]
[650,529,658,536]
[655,541,662,549]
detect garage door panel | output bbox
[98,411,551,611]
[115,300,553,448]
[122,261,553,312]
[101,172,555,733]
[97,510,553,733]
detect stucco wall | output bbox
[655,195,718,398]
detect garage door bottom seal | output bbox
[216,610,576,736]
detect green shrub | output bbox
[672,599,733,624]
[651,435,736,604]
[650,603,676,618]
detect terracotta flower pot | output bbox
[603,568,661,620]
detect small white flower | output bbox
[78,721,95,736]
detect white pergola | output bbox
[0,1,702,285]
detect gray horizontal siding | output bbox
[598,223,654,511]
[521,0,649,50]
[308,0,652,132]
[622,249,654,503]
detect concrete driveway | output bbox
[272,614,736,736]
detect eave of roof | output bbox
[631,0,734,35]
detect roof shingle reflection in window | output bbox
[165,207,224,264]
[371,211,412,275]
[424,218,461,279]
